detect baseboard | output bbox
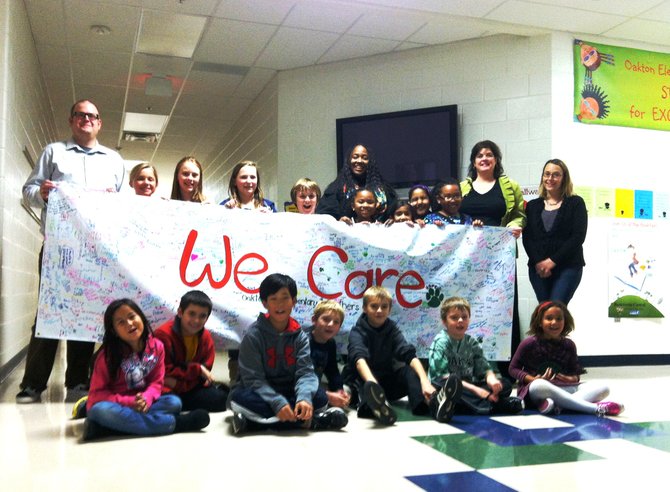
[580,354,670,367]
[0,347,28,385]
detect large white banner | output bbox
[37,186,516,360]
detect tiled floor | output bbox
[2,349,669,491]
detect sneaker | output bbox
[232,412,248,435]
[82,419,112,442]
[312,407,348,431]
[16,387,41,404]
[431,375,462,423]
[71,395,89,420]
[495,396,524,415]
[65,384,88,403]
[361,381,397,426]
[596,401,625,417]
[175,409,210,433]
[537,398,555,415]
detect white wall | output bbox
[276,34,552,204]
[0,0,57,367]
[205,76,278,205]
[550,32,670,357]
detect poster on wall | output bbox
[574,39,670,131]
[36,186,517,360]
[608,222,665,318]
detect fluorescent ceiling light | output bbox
[123,112,169,133]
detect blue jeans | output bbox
[229,385,328,430]
[528,266,583,304]
[87,394,181,436]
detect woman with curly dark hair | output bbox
[316,144,397,221]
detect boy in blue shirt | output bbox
[228,273,347,434]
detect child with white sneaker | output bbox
[228,274,348,434]
[428,297,522,415]
[509,301,624,417]
[344,286,460,425]
[304,300,351,408]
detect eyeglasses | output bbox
[72,111,100,121]
[543,172,563,179]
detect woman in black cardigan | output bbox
[522,159,587,304]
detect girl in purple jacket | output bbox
[509,301,624,417]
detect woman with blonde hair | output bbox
[522,159,587,304]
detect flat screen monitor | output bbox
[336,105,459,189]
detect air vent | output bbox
[122,131,159,143]
[192,61,249,76]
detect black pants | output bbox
[353,366,428,415]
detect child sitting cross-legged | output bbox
[428,297,523,415]
[228,273,348,434]
[343,286,460,426]
[83,299,210,441]
[304,300,350,408]
[154,290,229,412]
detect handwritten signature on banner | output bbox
[37,186,516,360]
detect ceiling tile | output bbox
[604,19,670,46]
[156,135,200,154]
[348,9,430,41]
[137,10,207,58]
[131,53,193,82]
[102,0,220,16]
[255,26,340,70]
[319,35,400,64]
[409,17,488,45]
[25,0,66,46]
[74,84,127,114]
[182,70,244,96]
[35,44,71,81]
[639,2,670,20]
[117,142,157,162]
[233,68,277,98]
[283,1,364,32]
[486,0,626,34]
[163,116,210,137]
[531,0,663,17]
[64,0,140,53]
[194,18,277,66]
[44,79,74,116]
[347,0,508,17]
[213,0,298,24]
[124,88,177,114]
[97,111,124,146]
[70,49,131,87]
[172,93,251,119]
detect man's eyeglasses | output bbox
[72,111,100,121]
